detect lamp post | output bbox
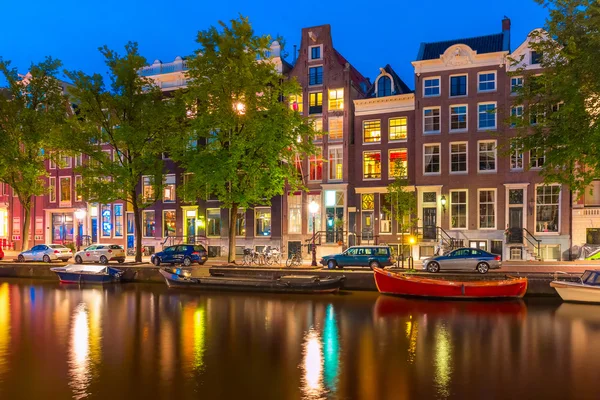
[408,236,416,270]
[309,201,320,267]
[440,195,447,214]
[74,209,87,252]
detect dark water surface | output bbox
[0,279,597,400]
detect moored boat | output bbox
[159,268,344,294]
[550,270,600,303]
[373,267,527,299]
[50,264,123,284]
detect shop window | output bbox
[143,210,156,238]
[101,204,112,237]
[163,210,176,237]
[255,208,271,237]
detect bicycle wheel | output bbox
[285,256,294,268]
[265,255,273,265]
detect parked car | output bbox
[74,244,126,264]
[151,245,208,267]
[423,247,501,274]
[320,245,394,269]
[17,244,72,263]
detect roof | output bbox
[416,32,510,61]
[366,64,413,97]
[333,49,370,95]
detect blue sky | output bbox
[0,0,548,88]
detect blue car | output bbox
[151,245,208,266]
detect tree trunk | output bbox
[21,200,31,251]
[228,203,238,264]
[131,193,143,263]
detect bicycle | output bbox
[285,251,303,268]
[242,248,266,266]
[264,246,282,265]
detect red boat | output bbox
[373,267,528,299]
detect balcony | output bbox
[139,57,188,77]
[159,79,188,90]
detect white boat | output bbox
[550,270,600,303]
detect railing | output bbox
[305,230,353,247]
[436,226,465,250]
[139,60,188,77]
[161,235,208,248]
[523,228,541,260]
[160,79,188,89]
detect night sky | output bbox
[0,0,548,88]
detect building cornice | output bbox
[354,93,415,116]
[412,44,508,74]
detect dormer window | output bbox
[310,45,322,60]
[377,76,392,97]
[531,51,542,65]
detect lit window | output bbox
[478,141,497,172]
[536,185,560,233]
[389,117,407,141]
[163,210,176,237]
[363,120,381,143]
[75,175,83,202]
[450,143,467,173]
[59,177,71,206]
[114,204,123,237]
[478,103,497,130]
[163,175,176,203]
[423,108,440,133]
[143,210,155,237]
[312,117,323,140]
[424,144,440,174]
[142,176,154,202]
[450,106,467,131]
[478,72,496,92]
[424,78,440,97]
[328,147,343,181]
[309,149,323,181]
[479,190,495,229]
[255,208,271,236]
[328,116,343,140]
[363,152,381,179]
[288,193,302,234]
[289,94,303,113]
[309,66,323,85]
[309,92,322,114]
[389,149,408,178]
[101,204,111,237]
[49,177,56,202]
[328,89,344,110]
[236,209,246,237]
[450,190,467,229]
[207,209,221,237]
[450,75,467,96]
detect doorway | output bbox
[508,208,523,243]
[423,207,437,240]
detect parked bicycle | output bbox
[126,246,151,257]
[285,251,303,268]
[242,248,263,266]
[263,246,282,265]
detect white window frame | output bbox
[449,73,468,97]
[309,44,323,61]
[114,203,124,237]
[163,174,176,203]
[423,107,441,134]
[255,207,272,238]
[60,154,72,169]
[477,188,497,230]
[477,140,497,173]
[142,210,156,238]
[388,117,408,142]
[142,175,154,202]
[308,65,323,87]
[162,209,176,238]
[74,153,83,168]
[510,141,523,171]
[530,148,545,169]
[328,88,344,111]
[287,193,302,234]
[423,76,441,97]
[477,71,497,93]
[206,208,221,237]
[327,115,343,141]
[328,146,343,182]
[423,143,441,176]
[100,204,112,238]
[449,141,468,174]
[363,150,381,180]
[534,184,561,235]
[477,102,497,131]
[449,104,468,132]
[511,105,524,127]
[388,148,408,179]
[449,189,468,230]
[49,177,56,202]
[59,176,72,207]
[309,148,323,182]
[363,119,381,144]
[511,76,524,94]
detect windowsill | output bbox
[328,138,343,142]
[423,172,441,176]
[362,141,381,145]
[449,227,468,231]
[423,131,441,135]
[477,89,497,94]
[449,95,468,99]
[379,232,393,236]
[389,139,408,143]
[477,128,497,132]
[510,168,524,172]
[308,84,323,87]
[207,235,221,238]
[255,236,272,238]
[535,231,560,236]
[449,129,468,133]
[328,179,343,183]
[363,177,382,181]
[478,227,497,230]
[478,170,497,174]
[328,108,343,112]
[530,167,543,170]
[423,94,440,98]
[308,180,322,183]
[450,171,468,175]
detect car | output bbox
[151,244,208,267]
[319,245,394,269]
[17,244,72,263]
[74,244,126,264]
[423,247,501,274]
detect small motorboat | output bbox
[373,267,528,299]
[50,264,123,284]
[550,270,600,303]
[159,268,344,294]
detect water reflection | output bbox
[2,281,600,399]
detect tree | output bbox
[63,42,185,262]
[509,0,600,194]
[173,16,315,263]
[383,161,417,265]
[0,57,68,251]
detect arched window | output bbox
[377,76,392,97]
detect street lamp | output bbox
[408,236,416,270]
[74,209,87,252]
[440,195,447,214]
[309,201,320,267]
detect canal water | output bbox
[0,279,598,400]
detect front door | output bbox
[508,208,523,243]
[91,217,98,244]
[423,208,437,240]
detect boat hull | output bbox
[159,269,343,294]
[550,281,600,303]
[51,265,123,284]
[373,267,527,299]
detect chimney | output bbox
[502,16,511,32]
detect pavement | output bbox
[1,249,598,274]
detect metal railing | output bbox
[523,228,542,260]
[139,60,188,76]
[161,235,208,248]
